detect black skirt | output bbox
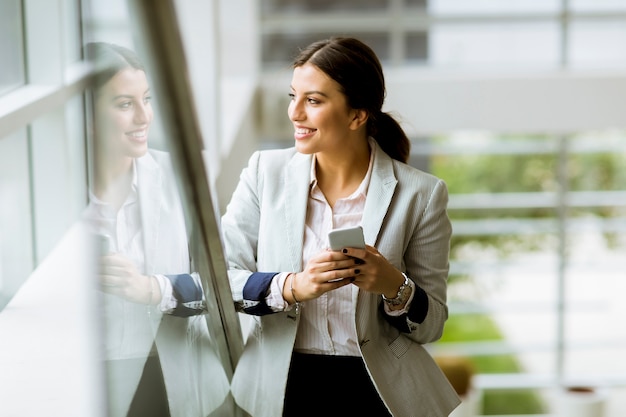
[283,352,392,417]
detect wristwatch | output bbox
[382,273,412,306]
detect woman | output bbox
[221,37,461,416]
[83,42,228,417]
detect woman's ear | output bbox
[349,109,369,131]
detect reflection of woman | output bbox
[83,42,228,417]
[222,37,460,416]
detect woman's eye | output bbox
[117,101,132,109]
[307,97,319,105]
[144,96,152,104]
[288,93,295,100]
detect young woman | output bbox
[83,42,228,417]
[222,37,461,416]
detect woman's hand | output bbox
[99,253,160,305]
[286,249,360,303]
[339,245,405,299]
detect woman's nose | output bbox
[288,99,304,121]
[135,102,152,124]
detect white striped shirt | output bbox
[266,139,413,356]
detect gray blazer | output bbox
[222,144,461,417]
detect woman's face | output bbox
[288,63,362,155]
[95,68,152,160]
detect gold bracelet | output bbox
[290,273,301,314]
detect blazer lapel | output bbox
[283,153,312,272]
[362,148,397,246]
[354,148,398,315]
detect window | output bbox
[1,1,242,415]
[0,0,25,95]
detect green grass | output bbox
[438,313,548,415]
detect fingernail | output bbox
[355,259,364,265]
[350,277,355,283]
[354,269,360,274]
[342,249,348,254]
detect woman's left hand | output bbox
[340,245,405,298]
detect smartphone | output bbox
[328,226,366,251]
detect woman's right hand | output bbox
[99,253,160,305]
[286,249,361,303]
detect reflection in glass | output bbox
[82,42,229,417]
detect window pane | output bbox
[0,129,34,310]
[82,3,237,414]
[63,0,83,64]
[0,0,25,95]
[429,0,560,15]
[262,32,390,67]
[30,101,88,264]
[564,131,626,379]
[571,0,626,13]
[569,20,626,69]
[427,130,626,414]
[406,32,429,63]
[261,0,388,14]
[429,22,560,69]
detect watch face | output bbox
[398,284,411,303]
[383,282,411,305]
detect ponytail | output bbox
[369,111,411,164]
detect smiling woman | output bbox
[222,36,460,417]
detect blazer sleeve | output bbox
[220,151,265,309]
[386,177,452,344]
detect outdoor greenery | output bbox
[439,313,547,415]
[423,132,626,414]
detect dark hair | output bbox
[293,37,410,163]
[84,42,146,91]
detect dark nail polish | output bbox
[342,249,348,254]
[354,269,360,274]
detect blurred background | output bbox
[1,0,625,416]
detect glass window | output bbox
[82,2,239,415]
[261,0,388,14]
[428,0,560,15]
[262,32,390,67]
[405,32,429,63]
[0,129,34,310]
[426,130,626,414]
[63,0,84,64]
[571,0,626,13]
[569,20,626,69]
[29,100,88,263]
[429,22,561,69]
[0,0,25,95]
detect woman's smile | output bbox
[294,126,317,140]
